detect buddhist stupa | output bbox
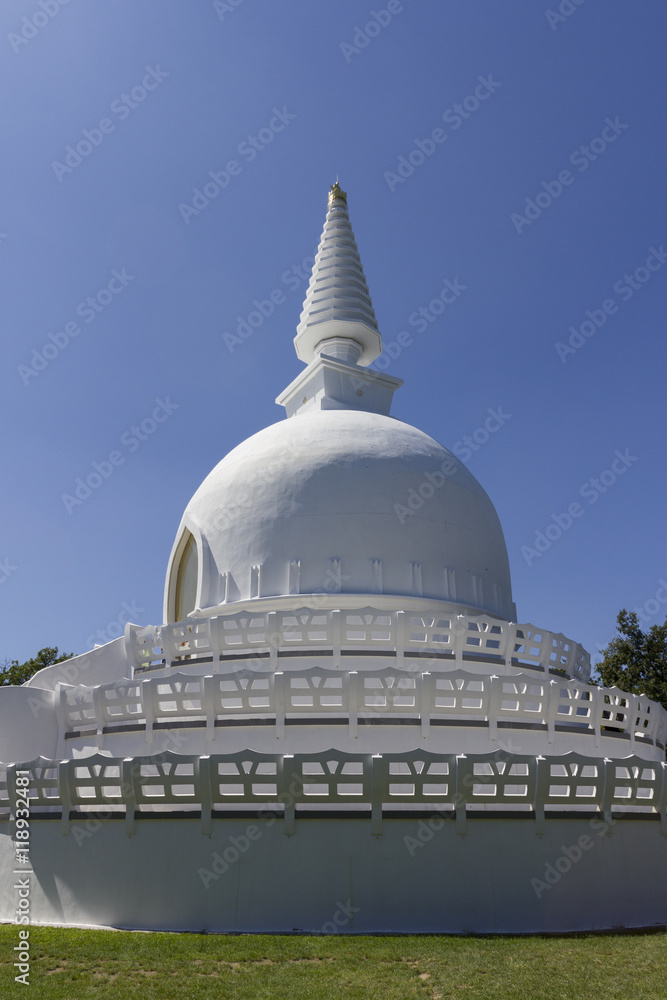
[1,183,665,934]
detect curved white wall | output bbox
[1,817,664,934]
[166,410,515,620]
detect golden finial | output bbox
[328,181,347,207]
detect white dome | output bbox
[165,408,515,619]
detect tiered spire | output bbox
[293,182,382,366]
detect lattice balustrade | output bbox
[426,672,490,740]
[206,673,275,740]
[215,613,278,653]
[356,670,419,713]
[571,644,590,681]
[604,757,666,827]
[545,631,578,674]
[595,687,633,739]
[455,750,539,832]
[8,751,667,837]
[124,751,201,834]
[276,669,347,738]
[511,625,555,671]
[149,674,206,719]
[205,751,285,834]
[549,681,597,743]
[460,618,508,662]
[277,610,333,647]
[491,675,550,740]
[630,695,660,744]
[279,669,347,712]
[124,623,165,672]
[655,707,667,748]
[124,609,596,683]
[537,752,606,826]
[7,758,61,819]
[58,661,667,753]
[372,750,457,833]
[401,613,457,658]
[143,674,207,743]
[58,684,96,734]
[161,618,216,665]
[0,765,8,819]
[60,753,125,833]
[350,669,422,738]
[202,751,285,833]
[96,680,144,727]
[286,750,373,834]
[341,609,394,648]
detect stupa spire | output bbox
[293,181,382,367]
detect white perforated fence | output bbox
[123,608,592,680]
[57,666,667,751]
[5,751,666,837]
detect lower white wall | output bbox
[1,815,665,933]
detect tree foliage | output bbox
[596,610,667,711]
[0,647,73,687]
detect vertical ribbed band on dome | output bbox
[295,187,380,364]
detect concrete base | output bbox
[1,815,666,934]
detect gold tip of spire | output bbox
[328,181,347,207]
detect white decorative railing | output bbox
[123,607,592,681]
[3,750,666,838]
[56,666,667,749]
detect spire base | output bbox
[294,320,382,367]
[276,352,403,418]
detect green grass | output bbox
[1,925,666,999]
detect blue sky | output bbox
[1,0,665,668]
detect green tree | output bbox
[595,610,667,711]
[0,647,73,687]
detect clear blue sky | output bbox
[1,0,665,668]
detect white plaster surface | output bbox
[1,817,665,933]
[169,409,516,618]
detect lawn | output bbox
[2,925,666,999]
